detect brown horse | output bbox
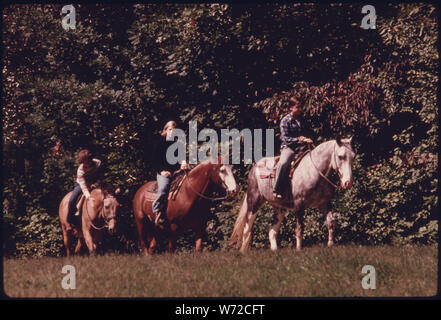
[59,187,119,256]
[133,158,238,255]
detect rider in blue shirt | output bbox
[273,97,313,199]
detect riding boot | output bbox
[154,211,167,227]
[273,147,296,198]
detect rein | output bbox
[307,143,341,190]
[84,194,116,230]
[183,166,232,201]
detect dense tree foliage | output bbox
[2,4,438,256]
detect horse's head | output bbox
[101,188,120,234]
[210,157,238,197]
[333,137,356,189]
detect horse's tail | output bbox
[229,194,248,250]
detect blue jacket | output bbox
[280,113,306,150]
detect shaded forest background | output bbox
[2,3,438,256]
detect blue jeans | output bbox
[152,173,171,213]
[274,147,296,194]
[68,183,83,222]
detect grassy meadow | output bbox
[3,245,438,298]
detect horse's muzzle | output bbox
[107,218,117,234]
[342,179,353,189]
[227,186,239,197]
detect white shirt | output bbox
[76,158,101,198]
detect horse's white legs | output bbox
[326,210,335,247]
[240,211,257,253]
[319,205,335,247]
[295,211,304,251]
[268,209,285,251]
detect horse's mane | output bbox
[187,158,219,176]
[314,139,354,154]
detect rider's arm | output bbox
[92,158,101,167]
[76,165,91,199]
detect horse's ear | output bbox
[348,136,353,145]
[219,152,229,165]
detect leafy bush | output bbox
[14,209,64,257]
[2,3,438,256]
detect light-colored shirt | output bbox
[76,158,101,198]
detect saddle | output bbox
[256,148,309,180]
[256,157,296,179]
[70,183,101,227]
[144,170,186,201]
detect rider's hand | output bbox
[180,160,188,170]
[161,171,171,177]
[300,136,313,144]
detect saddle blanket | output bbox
[256,157,280,179]
[144,171,186,201]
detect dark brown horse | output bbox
[133,158,238,255]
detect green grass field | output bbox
[3,245,438,298]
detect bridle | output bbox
[183,165,238,201]
[84,194,117,230]
[307,142,352,190]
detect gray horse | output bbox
[229,137,355,252]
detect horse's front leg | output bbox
[295,210,304,251]
[168,236,176,253]
[74,238,86,255]
[62,225,73,256]
[194,226,204,253]
[148,236,157,255]
[83,228,97,255]
[321,205,335,247]
[195,237,203,252]
[136,218,150,256]
[268,208,286,251]
[168,224,178,254]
